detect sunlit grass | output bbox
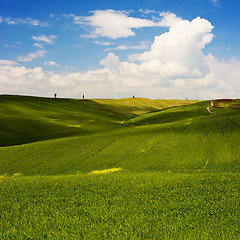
[1,96,240,239]
[1,172,240,239]
[89,167,123,174]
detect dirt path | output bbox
[207,101,214,114]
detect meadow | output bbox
[0,95,240,239]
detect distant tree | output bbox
[54,93,57,98]
[83,95,84,99]
[133,95,135,99]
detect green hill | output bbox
[1,95,240,239]
[0,96,239,175]
[0,95,198,147]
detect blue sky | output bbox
[1,0,240,99]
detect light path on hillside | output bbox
[207,101,214,114]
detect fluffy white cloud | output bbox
[131,15,214,80]
[0,61,112,98]
[32,35,57,45]
[73,9,159,39]
[1,12,240,99]
[1,53,240,99]
[0,64,48,95]
[73,10,192,40]
[158,12,183,27]
[17,50,46,62]
[100,53,120,71]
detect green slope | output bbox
[1,96,240,239]
[1,97,240,176]
[0,95,198,147]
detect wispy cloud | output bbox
[17,50,46,62]
[94,41,113,46]
[0,16,3,23]
[211,0,221,7]
[44,61,59,66]
[139,9,157,14]
[33,43,44,49]
[32,35,57,45]
[5,41,22,48]
[0,60,18,66]
[105,42,150,51]
[4,17,49,27]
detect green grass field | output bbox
[1,95,240,239]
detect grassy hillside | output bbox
[0,95,198,147]
[1,95,240,239]
[1,98,240,175]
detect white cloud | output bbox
[0,65,47,95]
[94,41,113,46]
[33,43,44,49]
[75,9,159,39]
[1,53,240,99]
[100,53,120,71]
[158,12,184,27]
[105,41,150,51]
[44,61,59,66]
[17,50,46,62]
[1,12,240,99]
[5,41,22,48]
[0,16,3,23]
[211,0,220,7]
[32,35,57,45]
[139,9,157,15]
[132,15,214,80]
[4,17,49,27]
[0,60,18,66]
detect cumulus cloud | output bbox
[32,35,57,45]
[17,50,46,62]
[0,62,112,97]
[72,10,191,40]
[0,64,48,95]
[130,15,214,80]
[72,9,160,39]
[1,12,240,99]
[1,54,240,99]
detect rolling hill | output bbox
[0,95,198,147]
[1,95,240,239]
[0,95,239,175]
